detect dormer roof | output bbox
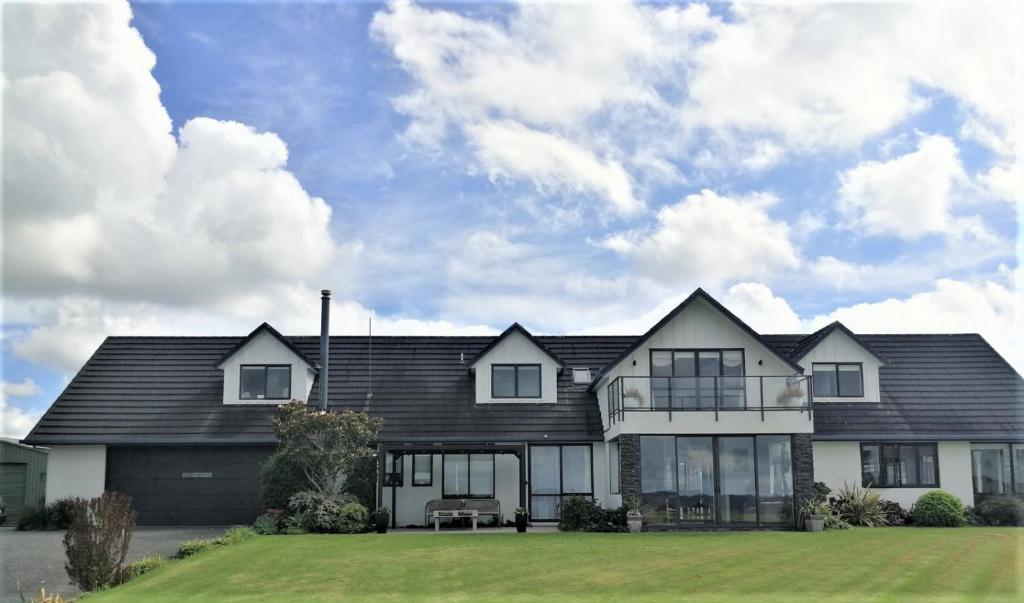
[788,321,887,364]
[213,322,318,370]
[469,322,565,370]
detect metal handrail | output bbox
[606,374,812,423]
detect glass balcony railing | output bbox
[606,375,812,424]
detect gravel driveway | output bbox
[0,526,226,602]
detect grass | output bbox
[89,528,1022,602]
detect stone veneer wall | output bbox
[615,432,814,528]
[618,434,641,500]
[792,433,815,525]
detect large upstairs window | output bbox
[492,364,541,398]
[650,349,745,409]
[812,363,863,397]
[239,365,291,400]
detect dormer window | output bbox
[492,364,541,398]
[812,363,863,397]
[240,365,291,400]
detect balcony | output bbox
[605,375,813,430]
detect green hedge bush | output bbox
[17,498,76,531]
[972,496,1024,526]
[337,502,369,534]
[912,490,966,527]
[557,497,627,532]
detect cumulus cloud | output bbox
[723,283,802,333]
[2,1,334,303]
[836,134,991,240]
[603,190,799,287]
[1,379,44,439]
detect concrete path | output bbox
[0,526,225,602]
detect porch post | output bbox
[518,444,527,509]
[376,443,386,511]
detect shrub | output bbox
[174,538,215,559]
[260,454,310,510]
[63,492,136,592]
[812,481,831,503]
[799,498,849,530]
[17,498,76,531]
[217,526,256,545]
[879,500,910,525]
[253,514,280,535]
[912,490,966,527]
[337,502,369,534]
[830,482,889,527]
[972,496,1024,526]
[557,497,627,532]
[288,491,356,533]
[116,555,168,584]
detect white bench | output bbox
[432,509,479,532]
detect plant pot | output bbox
[515,515,528,532]
[627,512,643,533]
[375,513,389,534]
[804,515,825,532]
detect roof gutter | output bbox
[319,289,331,411]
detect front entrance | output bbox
[639,435,795,527]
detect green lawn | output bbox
[90,529,1022,602]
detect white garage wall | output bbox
[812,440,974,509]
[45,445,106,503]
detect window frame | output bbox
[491,364,542,399]
[528,444,595,521]
[812,362,864,398]
[860,442,940,488]
[238,364,292,400]
[970,442,1023,502]
[412,454,433,487]
[648,348,746,410]
[441,453,495,499]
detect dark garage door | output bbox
[0,463,27,523]
[106,446,274,526]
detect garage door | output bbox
[0,463,27,523]
[106,446,274,526]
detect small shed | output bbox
[1,438,48,524]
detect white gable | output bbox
[472,329,560,404]
[796,329,883,402]
[219,330,316,405]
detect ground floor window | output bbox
[442,453,494,498]
[412,454,433,486]
[530,445,593,520]
[860,443,938,488]
[639,435,793,526]
[971,443,1023,502]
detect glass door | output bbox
[676,437,715,523]
[718,437,757,524]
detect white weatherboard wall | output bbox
[473,330,560,404]
[812,441,974,509]
[219,331,316,405]
[45,445,106,503]
[596,297,811,437]
[797,330,883,402]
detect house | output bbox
[22,288,1023,527]
[1,438,48,524]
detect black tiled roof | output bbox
[766,333,1023,440]
[23,335,635,446]
[23,331,1022,446]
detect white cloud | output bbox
[1,380,44,439]
[836,134,984,240]
[468,121,642,216]
[686,2,1015,155]
[723,283,802,333]
[603,190,799,287]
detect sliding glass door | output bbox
[639,435,794,526]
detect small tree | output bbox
[63,492,136,591]
[266,401,383,507]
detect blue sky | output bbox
[2,1,1020,437]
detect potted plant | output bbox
[800,498,828,532]
[625,496,644,533]
[514,507,529,532]
[374,507,390,534]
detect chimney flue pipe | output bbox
[319,289,331,411]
